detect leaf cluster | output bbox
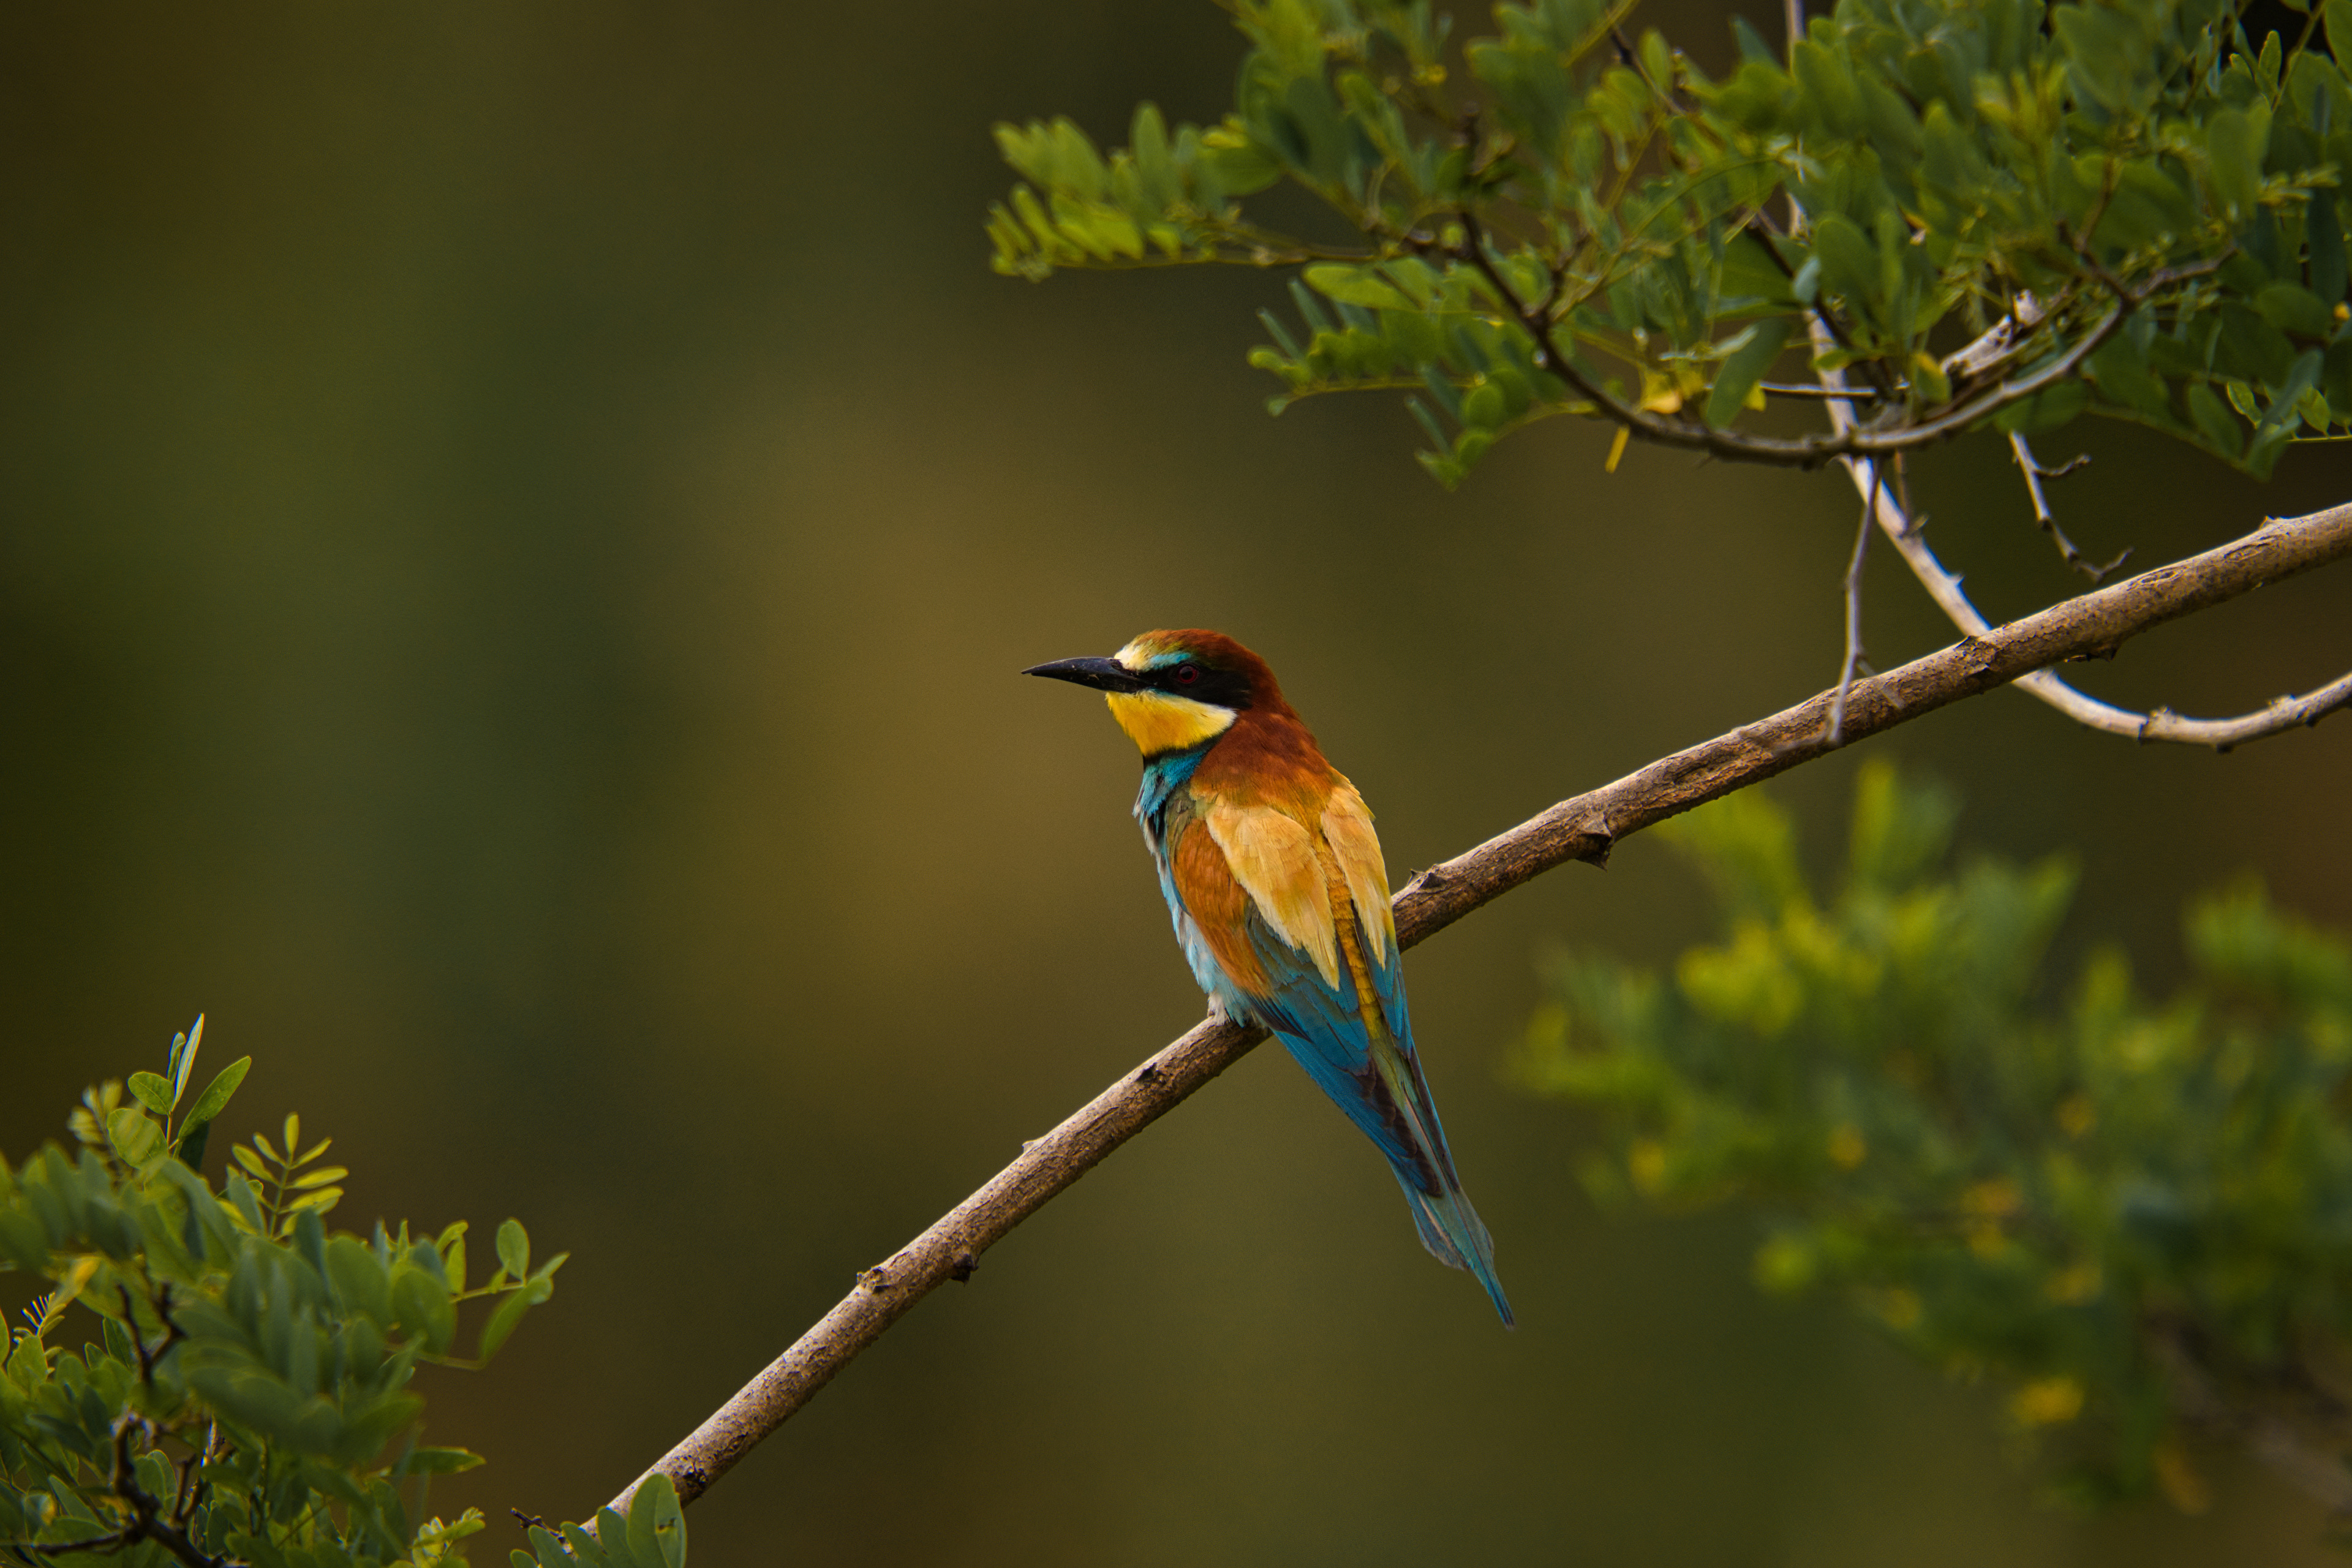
[2,1022,570,1567]
[990,0,2352,484]
[506,1479,682,1568]
[1521,762,2352,1512]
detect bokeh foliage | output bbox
[0,1024,623,1568]
[1522,761,2352,1512]
[990,0,2352,484]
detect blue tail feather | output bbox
[1392,1167,1515,1328]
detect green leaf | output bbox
[2090,328,2172,418]
[176,1118,214,1169]
[2187,380,2245,457]
[2255,281,2334,340]
[0,1207,49,1270]
[1790,256,1822,305]
[2022,377,2090,432]
[1730,14,1779,67]
[391,1265,456,1354]
[1717,231,1796,308]
[2257,348,2326,435]
[1809,213,1879,317]
[496,1219,530,1281]
[1909,351,1951,409]
[594,1505,646,1568]
[172,1015,204,1102]
[326,1235,394,1325]
[2214,302,2297,382]
[1704,318,1792,428]
[2305,187,2346,307]
[2202,105,2272,219]
[477,1277,549,1362]
[406,1446,487,1475]
[1303,263,1411,311]
[1461,380,1509,429]
[127,1072,175,1117]
[537,1525,592,1568]
[627,1474,687,1568]
[2054,2,2152,115]
[182,1056,252,1129]
[106,1106,162,1167]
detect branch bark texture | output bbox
[606,500,2352,1518]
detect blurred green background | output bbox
[6,1,2351,1562]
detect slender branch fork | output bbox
[8,1418,228,1567]
[603,499,2352,1520]
[1797,314,2352,749]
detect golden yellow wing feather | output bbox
[1318,781,1395,967]
[1202,799,1342,990]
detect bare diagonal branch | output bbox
[605,501,2352,1520]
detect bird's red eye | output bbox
[1174,664,1200,685]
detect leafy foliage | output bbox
[1521,761,2352,1510]
[504,1479,683,1568]
[989,0,2352,484]
[1,1022,594,1567]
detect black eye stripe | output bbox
[1147,658,1251,709]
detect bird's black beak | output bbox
[1022,655,1145,693]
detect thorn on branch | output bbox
[1405,864,1455,897]
[949,1252,981,1284]
[1575,826,1615,869]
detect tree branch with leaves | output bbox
[594,0,2352,1532]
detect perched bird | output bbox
[1026,629,1513,1325]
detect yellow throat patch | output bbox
[1104,690,1237,756]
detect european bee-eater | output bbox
[1026,629,1513,1325]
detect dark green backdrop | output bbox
[6,2,2350,1562]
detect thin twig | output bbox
[113,1283,186,1390]
[114,1422,228,1568]
[1442,197,2219,471]
[2010,431,2130,582]
[13,1420,245,1568]
[1826,462,1880,745]
[2137,672,2352,748]
[1760,381,1892,401]
[603,499,2352,1520]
